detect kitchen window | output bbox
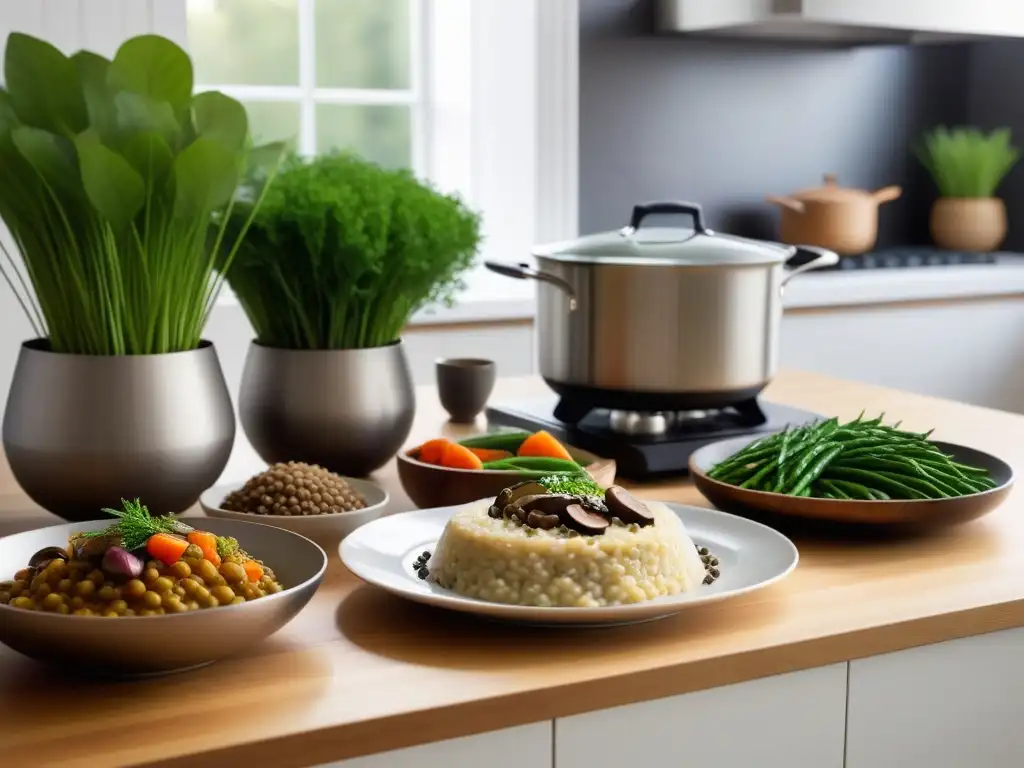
[0,0,577,323]
[186,0,422,171]
[184,0,579,322]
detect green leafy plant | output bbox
[220,152,481,349]
[0,32,283,355]
[914,126,1020,198]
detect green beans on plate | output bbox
[706,413,998,500]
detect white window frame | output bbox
[190,0,428,174]
[12,0,581,327]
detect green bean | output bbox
[867,488,891,500]
[772,429,799,492]
[873,471,949,499]
[819,479,851,499]
[482,457,582,471]
[821,467,927,499]
[708,445,777,478]
[950,461,993,477]
[458,430,532,451]
[740,458,779,489]
[791,444,844,496]
[781,441,841,494]
[826,479,877,500]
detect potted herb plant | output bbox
[915,126,1020,252]
[0,33,280,521]
[221,152,481,476]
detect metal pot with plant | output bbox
[915,126,1020,252]
[221,152,481,477]
[0,33,282,521]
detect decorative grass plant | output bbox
[915,126,1020,198]
[0,33,281,355]
[221,152,481,350]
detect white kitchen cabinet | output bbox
[657,0,1024,42]
[322,722,552,768]
[555,663,847,768]
[847,627,1024,768]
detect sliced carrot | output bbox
[440,442,484,470]
[417,437,451,464]
[466,447,513,462]
[146,533,190,566]
[242,560,264,583]
[517,430,574,461]
[187,531,222,567]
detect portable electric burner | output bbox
[486,396,822,480]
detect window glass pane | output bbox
[187,0,298,86]
[315,0,410,89]
[316,104,411,167]
[241,101,301,148]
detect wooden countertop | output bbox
[2,370,1024,768]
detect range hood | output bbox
[657,0,1024,45]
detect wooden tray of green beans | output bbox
[688,414,1014,527]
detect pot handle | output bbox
[766,195,806,214]
[781,246,840,286]
[484,261,578,310]
[873,185,902,204]
[621,201,708,236]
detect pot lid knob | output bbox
[823,173,839,186]
[621,201,709,238]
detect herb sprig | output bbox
[538,475,604,498]
[83,498,194,552]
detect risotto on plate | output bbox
[427,478,715,608]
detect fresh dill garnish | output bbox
[216,536,240,559]
[82,498,193,552]
[538,475,604,497]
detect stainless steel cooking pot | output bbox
[485,201,837,423]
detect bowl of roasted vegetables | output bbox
[689,414,1014,527]
[0,499,327,675]
[397,429,616,509]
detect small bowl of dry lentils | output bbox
[201,462,389,549]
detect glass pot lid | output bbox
[532,202,795,267]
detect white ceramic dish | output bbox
[340,501,798,626]
[201,477,389,550]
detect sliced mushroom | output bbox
[526,511,560,530]
[494,481,548,509]
[28,546,70,569]
[516,493,577,517]
[604,486,655,527]
[563,503,610,535]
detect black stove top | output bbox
[486,397,822,481]
[790,246,1000,271]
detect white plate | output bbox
[340,502,799,626]
[201,477,389,551]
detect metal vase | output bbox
[239,340,416,477]
[2,339,236,522]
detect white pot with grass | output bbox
[225,153,481,477]
[915,126,1020,252]
[0,33,282,521]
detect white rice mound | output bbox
[428,499,707,608]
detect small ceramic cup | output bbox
[436,358,496,423]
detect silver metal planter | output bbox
[239,341,416,477]
[2,339,236,522]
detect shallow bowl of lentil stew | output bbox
[201,476,389,550]
[0,518,326,675]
